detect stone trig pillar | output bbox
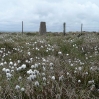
[39,22,46,35]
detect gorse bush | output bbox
[0,33,99,99]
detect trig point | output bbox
[39,22,46,35]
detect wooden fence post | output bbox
[22,21,23,34]
[81,23,83,34]
[63,22,66,35]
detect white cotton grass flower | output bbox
[70,63,73,66]
[88,80,94,84]
[17,60,21,63]
[34,63,38,68]
[31,65,35,69]
[42,73,45,76]
[58,51,62,55]
[67,72,69,75]
[49,62,54,66]
[78,67,82,71]
[21,87,25,91]
[51,76,55,80]
[90,84,95,91]
[27,74,36,81]
[6,73,12,78]
[66,54,69,56]
[14,63,17,67]
[4,61,7,65]
[0,62,4,66]
[27,69,33,75]
[50,66,53,70]
[43,66,46,71]
[85,72,88,75]
[35,81,39,86]
[17,67,22,71]
[5,69,10,73]
[21,64,26,69]
[78,80,81,83]
[18,76,22,81]
[11,70,14,73]
[15,85,20,90]
[2,68,6,72]
[28,52,31,56]
[9,61,13,65]
[59,75,64,81]
[43,77,46,81]
[34,69,39,75]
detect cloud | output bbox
[0,0,99,32]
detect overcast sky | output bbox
[0,0,99,32]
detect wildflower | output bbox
[31,65,35,69]
[9,61,13,65]
[18,76,22,81]
[43,77,46,81]
[2,68,6,72]
[6,73,12,78]
[27,74,36,81]
[78,80,81,83]
[88,80,94,84]
[28,52,31,56]
[27,69,33,75]
[0,63,4,66]
[90,84,95,91]
[78,67,82,71]
[35,81,39,86]
[59,75,64,81]
[67,72,69,75]
[15,85,20,90]
[49,63,54,66]
[21,87,25,91]
[5,69,10,73]
[4,61,7,65]
[34,63,38,68]
[58,51,62,55]
[21,64,26,69]
[66,54,69,56]
[17,60,21,63]
[52,76,55,80]
[70,63,73,66]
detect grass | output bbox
[0,32,99,98]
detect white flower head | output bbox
[35,81,39,86]
[21,64,26,69]
[59,75,64,81]
[21,87,25,91]
[58,51,62,55]
[78,67,82,71]
[43,77,46,81]
[78,80,81,83]
[15,85,20,90]
[51,76,55,80]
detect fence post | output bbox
[81,23,83,34]
[22,21,23,34]
[39,22,46,35]
[63,22,66,35]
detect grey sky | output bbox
[0,0,99,32]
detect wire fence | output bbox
[0,21,99,33]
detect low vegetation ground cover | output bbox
[0,32,99,99]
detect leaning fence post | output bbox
[22,21,23,34]
[39,22,46,35]
[63,22,66,35]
